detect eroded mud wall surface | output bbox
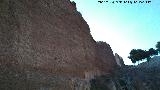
[0,0,117,90]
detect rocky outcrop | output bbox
[90,56,160,90]
[115,53,124,67]
[115,56,160,90]
[0,0,117,90]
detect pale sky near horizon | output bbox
[70,0,160,65]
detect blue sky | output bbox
[70,0,160,65]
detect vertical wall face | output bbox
[95,42,117,73]
[0,0,117,89]
[0,0,20,66]
[0,0,97,77]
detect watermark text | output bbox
[98,1,151,4]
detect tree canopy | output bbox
[128,41,159,64]
[148,48,158,56]
[128,49,146,63]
